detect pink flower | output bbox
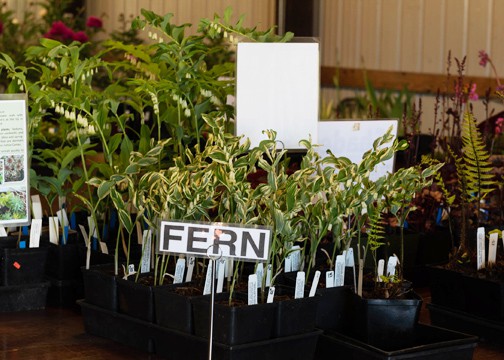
[72,31,88,43]
[495,117,504,135]
[468,83,479,101]
[479,50,490,67]
[86,16,103,29]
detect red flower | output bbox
[72,31,89,43]
[45,21,74,41]
[479,50,490,67]
[86,16,103,29]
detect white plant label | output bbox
[173,258,186,284]
[216,258,226,293]
[29,219,42,248]
[266,264,272,287]
[226,258,234,280]
[386,256,397,277]
[31,195,43,220]
[49,216,59,245]
[488,232,498,266]
[255,263,264,288]
[295,271,305,299]
[284,256,292,272]
[203,260,214,295]
[309,270,321,297]
[377,259,385,282]
[267,286,275,303]
[185,256,195,282]
[477,227,486,270]
[57,209,69,228]
[248,274,258,305]
[140,230,152,274]
[326,270,335,288]
[345,248,355,267]
[335,254,345,287]
[0,227,7,237]
[99,241,109,254]
[290,245,302,272]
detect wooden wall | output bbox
[7,0,504,131]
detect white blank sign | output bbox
[236,40,319,149]
[317,119,399,180]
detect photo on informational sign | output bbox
[0,94,30,226]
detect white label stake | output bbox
[216,258,226,293]
[386,256,397,277]
[174,258,186,284]
[185,256,195,282]
[477,227,486,270]
[255,263,264,288]
[377,259,385,282]
[267,286,275,303]
[295,271,305,299]
[248,274,258,305]
[49,216,59,245]
[335,254,345,287]
[140,230,152,274]
[203,261,213,295]
[29,219,42,248]
[309,270,321,297]
[488,232,498,266]
[326,270,335,288]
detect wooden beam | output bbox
[321,66,502,97]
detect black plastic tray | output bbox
[315,323,477,360]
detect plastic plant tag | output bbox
[140,230,152,274]
[295,271,305,299]
[31,195,43,220]
[99,241,109,254]
[203,261,213,295]
[284,255,292,272]
[265,264,272,287]
[216,258,226,293]
[19,240,26,248]
[309,270,321,297]
[326,270,335,288]
[345,248,355,267]
[267,286,275,303]
[477,227,486,270]
[377,259,385,282]
[56,209,69,228]
[225,258,234,280]
[49,216,59,245]
[488,232,498,266]
[29,218,42,248]
[185,256,195,282]
[386,256,397,277]
[0,227,7,237]
[255,263,264,288]
[334,254,345,287]
[290,245,302,271]
[248,274,258,305]
[174,258,186,284]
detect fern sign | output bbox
[158,221,272,262]
[0,94,30,226]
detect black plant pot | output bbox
[462,274,504,321]
[117,275,157,323]
[81,263,118,311]
[0,281,50,312]
[273,285,320,337]
[192,292,277,345]
[154,281,203,334]
[427,265,466,312]
[347,291,422,348]
[1,247,49,286]
[315,324,477,360]
[315,285,353,331]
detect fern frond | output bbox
[461,110,497,200]
[367,211,385,251]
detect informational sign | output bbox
[0,94,30,226]
[158,221,272,262]
[236,39,319,149]
[317,119,399,180]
